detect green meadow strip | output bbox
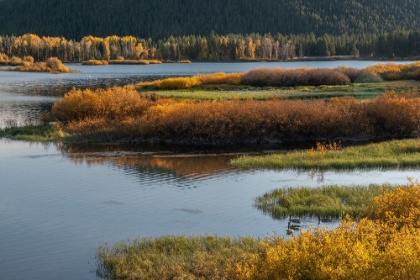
[3,124,70,142]
[231,139,420,170]
[255,184,394,219]
[141,80,420,101]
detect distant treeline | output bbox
[0,0,419,40]
[1,31,420,63]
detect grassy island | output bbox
[1,57,78,73]
[231,139,420,170]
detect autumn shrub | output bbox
[234,179,420,280]
[54,87,420,143]
[46,57,71,72]
[81,59,109,65]
[364,178,420,229]
[9,56,24,66]
[365,90,420,136]
[354,70,383,83]
[241,68,351,87]
[200,72,243,85]
[0,52,9,64]
[52,86,152,122]
[147,59,162,64]
[23,55,34,64]
[137,72,244,89]
[109,59,150,65]
[336,66,361,82]
[365,62,420,81]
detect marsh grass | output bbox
[231,139,420,170]
[96,235,259,280]
[255,184,393,219]
[141,80,420,101]
[4,123,69,141]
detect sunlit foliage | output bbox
[96,180,420,280]
[12,57,76,73]
[52,86,151,121]
[241,68,351,87]
[81,59,109,65]
[137,72,243,89]
[233,179,420,280]
[366,61,420,80]
[52,88,420,143]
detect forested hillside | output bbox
[0,0,419,40]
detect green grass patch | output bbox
[255,184,394,219]
[231,139,420,170]
[4,123,70,141]
[140,80,420,101]
[96,235,260,280]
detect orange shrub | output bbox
[241,68,351,87]
[52,86,152,122]
[54,87,420,143]
[82,60,109,65]
[199,72,243,85]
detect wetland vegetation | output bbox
[96,179,420,280]
[231,139,420,170]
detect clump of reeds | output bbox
[81,59,109,65]
[240,68,351,87]
[179,59,192,63]
[255,184,392,219]
[96,235,260,280]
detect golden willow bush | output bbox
[81,59,109,65]
[233,180,420,280]
[52,86,151,121]
[52,88,420,142]
[137,72,243,89]
[366,61,420,80]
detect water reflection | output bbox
[58,143,237,178]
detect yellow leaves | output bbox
[235,182,420,280]
[52,86,151,122]
[137,72,244,89]
[366,62,420,80]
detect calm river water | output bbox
[0,61,418,280]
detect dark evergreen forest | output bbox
[0,0,419,40]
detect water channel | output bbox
[1,61,419,279]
